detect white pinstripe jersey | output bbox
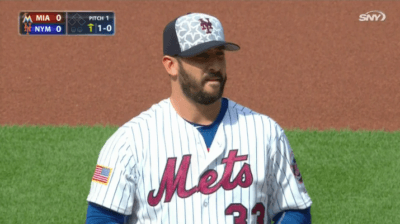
[87,97,312,224]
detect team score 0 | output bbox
[225,202,265,224]
[56,14,62,21]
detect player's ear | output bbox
[162,56,179,79]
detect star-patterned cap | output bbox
[163,12,240,58]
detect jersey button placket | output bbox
[201,197,209,224]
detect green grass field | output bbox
[1,126,399,223]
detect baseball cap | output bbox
[163,12,240,58]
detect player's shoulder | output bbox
[226,98,281,126]
[102,98,170,151]
[225,98,284,135]
[120,98,171,129]
[226,98,252,114]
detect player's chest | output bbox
[138,141,268,206]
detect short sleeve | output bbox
[87,127,139,215]
[267,128,312,218]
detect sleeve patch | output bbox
[290,152,303,184]
[92,165,113,185]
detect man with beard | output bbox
[85,12,312,224]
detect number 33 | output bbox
[225,203,265,224]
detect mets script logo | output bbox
[359,10,386,22]
[147,150,253,206]
[199,18,213,34]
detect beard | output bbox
[177,60,227,105]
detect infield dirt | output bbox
[1,1,399,131]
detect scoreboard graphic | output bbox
[19,11,115,36]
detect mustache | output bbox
[203,72,224,81]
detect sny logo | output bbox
[359,10,386,22]
[199,18,213,34]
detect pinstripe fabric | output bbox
[87,97,312,224]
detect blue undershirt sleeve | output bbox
[86,202,128,224]
[273,207,311,224]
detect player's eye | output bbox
[195,51,224,60]
[197,53,209,58]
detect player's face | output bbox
[177,47,227,105]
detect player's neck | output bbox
[170,93,222,126]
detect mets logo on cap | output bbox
[199,18,213,34]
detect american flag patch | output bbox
[92,165,112,185]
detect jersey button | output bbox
[203,201,208,207]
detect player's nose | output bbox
[206,60,225,74]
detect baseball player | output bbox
[86,12,312,224]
